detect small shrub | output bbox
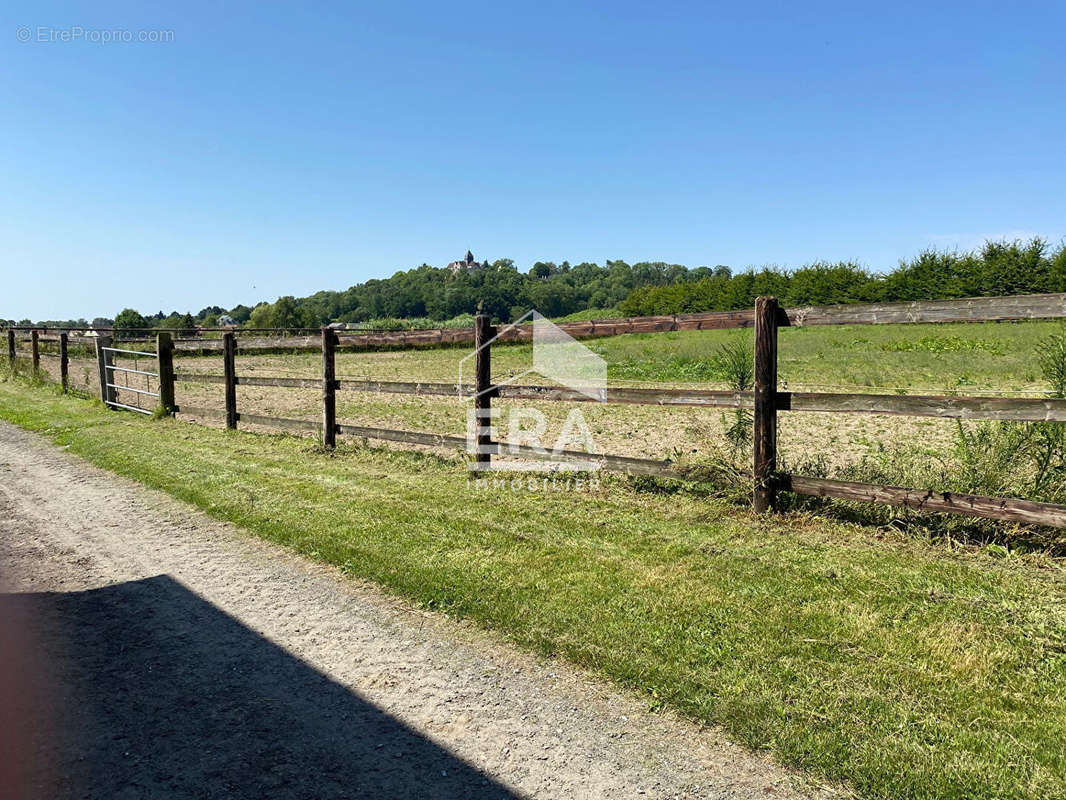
[1036,326,1066,398]
[713,336,754,455]
[711,337,753,391]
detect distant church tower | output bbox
[448,250,484,274]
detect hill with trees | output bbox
[6,239,1064,330]
[202,238,1066,327]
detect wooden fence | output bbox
[6,329,72,391]
[8,292,1066,527]
[17,291,1066,354]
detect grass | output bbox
[590,320,1057,392]
[551,307,622,322]
[138,319,1057,483]
[162,318,1057,394]
[2,377,1066,799]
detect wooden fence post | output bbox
[322,327,336,449]
[6,329,14,365]
[223,332,237,430]
[474,314,495,468]
[30,330,40,374]
[59,333,69,392]
[156,332,175,414]
[753,296,779,513]
[95,335,115,406]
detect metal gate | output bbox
[101,345,159,414]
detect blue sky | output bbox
[3,1,1064,320]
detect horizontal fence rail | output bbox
[107,365,158,378]
[106,400,155,415]
[105,383,158,397]
[9,326,402,337]
[783,292,1066,327]
[174,371,755,408]
[173,371,1066,423]
[173,406,680,477]
[32,334,146,347]
[23,290,1056,355]
[780,392,1066,422]
[102,345,158,359]
[782,475,1066,528]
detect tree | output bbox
[159,312,196,335]
[270,296,312,329]
[784,262,873,306]
[248,303,275,329]
[227,304,253,324]
[196,305,224,321]
[114,309,147,330]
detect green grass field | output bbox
[159,318,1059,395]
[2,377,1065,800]
[597,320,1053,393]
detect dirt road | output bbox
[0,421,832,799]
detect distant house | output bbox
[447,250,485,275]
[217,315,238,328]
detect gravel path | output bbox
[0,421,835,800]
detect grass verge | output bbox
[2,379,1065,799]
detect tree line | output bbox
[100,259,721,331]
[6,238,1063,331]
[618,239,1066,316]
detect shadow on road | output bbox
[0,575,518,799]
